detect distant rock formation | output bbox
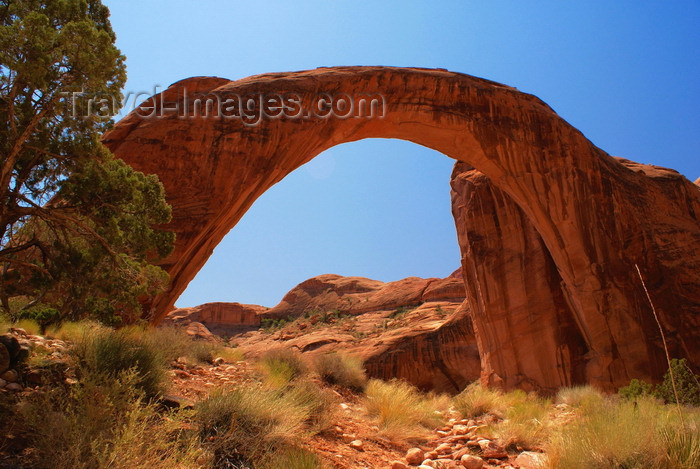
[104,66,700,391]
[207,271,481,393]
[164,302,264,336]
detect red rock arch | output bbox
[103,67,700,391]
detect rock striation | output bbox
[103,66,700,391]
[164,302,264,336]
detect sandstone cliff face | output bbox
[451,160,700,391]
[451,163,589,392]
[265,274,466,319]
[103,66,700,391]
[164,302,264,336]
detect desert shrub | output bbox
[661,425,700,469]
[12,318,42,335]
[72,328,167,399]
[46,320,108,343]
[314,352,367,391]
[542,395,700,469]
[196,385,312,468]
[261,317,289,331]
[364,379,449,442]
[619,378,654,401]
[493,392,552,450]
[19,370,204,469]
[654,358,700,406]
[454,382,509,418]
[17,306,61,335]
[554,385,605,408]
[286,379,337,433]
[259,348,308,387]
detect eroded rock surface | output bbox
[103,66,700,390]
[164,302,264,336]
[195,271,480,393]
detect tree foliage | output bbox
[0,0,174,324]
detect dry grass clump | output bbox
[264,446,328,469]
[543,395,700,469]
[554,385,605,408]
[11,318,42,335]
[364,378,450,442]
[453,382,510,418]
[313,351,367,392]
[18,370,205,469]
[196,381,331,468]
[491,391,553,451]
[258,348,309,387]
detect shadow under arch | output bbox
[104,66,700,391]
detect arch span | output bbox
[103,67,700,391]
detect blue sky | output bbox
[103,1,700,308]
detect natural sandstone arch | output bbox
[103,66,700,391]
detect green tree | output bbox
[0,0,174,325]
[653,358,700,406]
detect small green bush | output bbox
[72,328,167,399]
[654,358,700,406]
[261,317,289,331]
[619,378,654,400]
[314,352,367,392]
[259,348,308,387]
[17,306,61,335]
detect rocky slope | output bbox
[104,66,700,391]
[166,271,480,393]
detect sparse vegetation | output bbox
[619,378,655,401]
[18,370,205,469]
[72,327,168,399]
[261,317,289,331]
[653,358,700,406]
[492,391,552,451]
[388,305,415,319]
[453,382,510,418]
[555,385,605,408]
[364,378,450,442]
[618,359,700,407]
[314,351,367,392]
[542,395,699,469]
[196,383,331,468]
[258,348,309,387]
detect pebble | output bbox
[5,382,22,392]
[1,369,19,382]
[460,454,484,469]
[435,442,452,454]
[513,451,545,468]
[406,447,425,465]
[390,461,408,469]
[349,439,364,451]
